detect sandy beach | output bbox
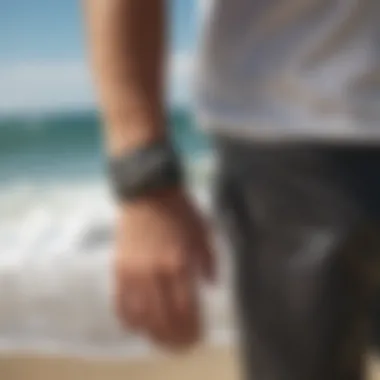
[0,345,239,380]
[1,345,380,380]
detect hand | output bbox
[114,188,215,350]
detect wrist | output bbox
[108,139,184,203]
[121,185,186,211]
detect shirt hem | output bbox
[198,115,380,146]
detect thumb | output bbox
[196,226,217,283]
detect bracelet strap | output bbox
[108,140,183,202]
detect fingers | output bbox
[198,243,216,283]
[168,270,201,345]
[187,217,216,283]
[115,269,147,331]
[147,262,200,348]
[191,226,217,283]
[115,257,201,349]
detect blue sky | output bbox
[0,0,201,115]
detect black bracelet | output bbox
[108,140,183,202]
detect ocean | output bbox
[0,108,211,183]
[0,108,234,357]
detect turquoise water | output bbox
[0,107,211,183]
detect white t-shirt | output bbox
[196,0,380,143]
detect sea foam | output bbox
[0,154,235,356]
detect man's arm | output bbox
[82,0,215,350]
[83,0,165,155]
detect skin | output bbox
[82,0,216,350]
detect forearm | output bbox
[83,0,166,156]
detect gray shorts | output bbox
[214,137,380,380]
